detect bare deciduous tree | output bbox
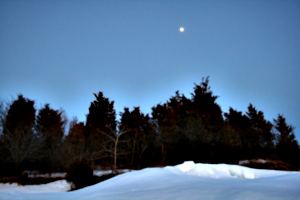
[2,127,43,170]
[100,127,130,173]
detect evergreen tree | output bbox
[224,107,250,131]
[188,77,225,163]
[151,102,180,165]
[224,108,250,160]
[86,92,116,136]
[3,95,36,136]
[151,78,225,164]
[213,124,241,163]
[274,114,299,166]
[85,92,117,166]
[1,95,39,175]
[65,118,87,164]
[36,104,65,138]
[120,107,153,169]
[165,91,203,164]
[36,104,67,171]
[246,104,274,158]
[191,77,224,131]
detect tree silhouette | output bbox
[36,104,67,171]
[224,107,250,160]
[86,92,116,136]
[246,104,274,158]
[151,102,181,165]
[120,107,153,169]
[224,107,250,131]
[274,114,299,166]
[85,92,117,166]
[191,77,223,131]
[65,117,87,164]
[1,77,299,175]
[1,95,40,175]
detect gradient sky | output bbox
[1,1,299,139]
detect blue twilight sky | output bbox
[0,1,299,139]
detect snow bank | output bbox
[0,180,70,194]
[177,161,293,179]
[1,162,300,200]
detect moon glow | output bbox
[179,27,184,32]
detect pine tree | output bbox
[85,92,117,166]
[191,77,224,131]
[151,78,225,164]
[151,102,180,165]
[224,107,250,131]
[2,95,39,175]
[65,118,87,164]
[224,108,251,159]
[86,92,116,136]
[36,104,67,171]
[246,104,274,158]
[188,77,224,163]
[274,114,299,165]
[120,107,153,169]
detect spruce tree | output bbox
[2,95,39,175]
[189,77,224,163]
[274,114,299,166]
[191,77,224,130]
[224,107,250,131]
[151,102,181,165]
[120,107,153,169]
[36,104,66,171]
[65,118,87,164]
[85,92,117,166]
[86,92,116,136]
[246,104,274,158]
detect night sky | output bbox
[1,1,299,139]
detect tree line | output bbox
[0,77,299,176]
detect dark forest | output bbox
[1,77,299,179]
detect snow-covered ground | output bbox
[0,180,70,194]
[1,161,300,200]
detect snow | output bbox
[93,169,130,176]
[0,180,70,194]
[1,161,300,200]
[239,159,267,165]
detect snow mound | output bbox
[176,161,293,179]
[0,180,70,194]
[1,162,300,200]
[177,161,256,179]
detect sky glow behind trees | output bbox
[0,1,299,139]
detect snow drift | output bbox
[1,161,300,200]
[0,180,70,194]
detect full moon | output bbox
[179,27,184,32]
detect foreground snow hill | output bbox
[1,161,300,200]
